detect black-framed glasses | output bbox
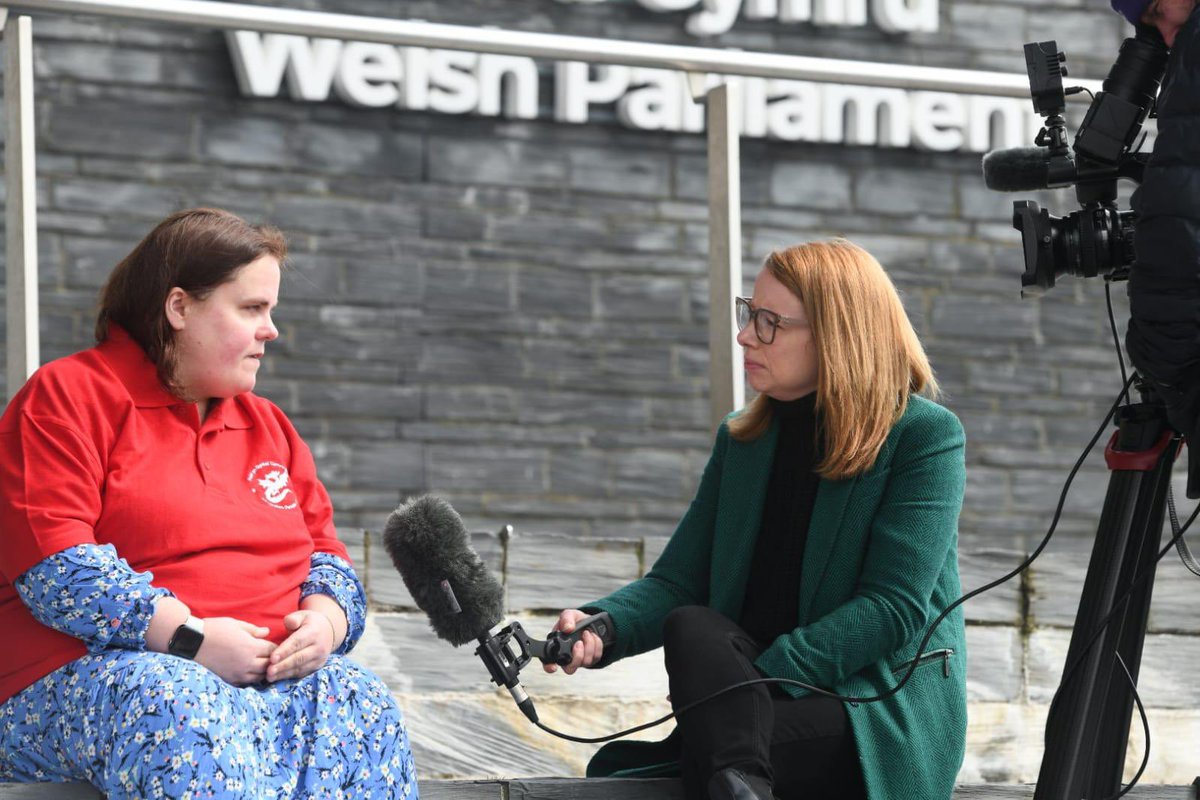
[735,296,803,345]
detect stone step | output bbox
[0,779,1195,799]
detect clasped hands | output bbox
[196,609,337,687]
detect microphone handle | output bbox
[541,612,616,666]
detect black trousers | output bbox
[662,606,868,800]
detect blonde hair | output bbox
[728,239,937,480]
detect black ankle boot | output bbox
[707,767,775,800]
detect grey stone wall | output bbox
[2,0,1196,784]
[3,1,1143,540]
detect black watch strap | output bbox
[167,615,205,660]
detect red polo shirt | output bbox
[0,327,350,704]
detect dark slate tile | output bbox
[505,534,640,611]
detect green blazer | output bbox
[585,394,967,800]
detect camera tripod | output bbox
[1034,379,1182,799]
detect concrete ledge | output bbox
[0,787,100,799]
[0,779,1194,799]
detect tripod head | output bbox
[1125,372,1200,497]
[1106,378,1179,468]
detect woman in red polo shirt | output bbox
[0,208,418,799]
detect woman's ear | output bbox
[165,287,189,332]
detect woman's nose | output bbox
[736,323,756,348]
[261,316,279,341]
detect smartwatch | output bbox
[167,615,205,660]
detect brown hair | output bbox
[728,239,937,480]
[95,207,287,394]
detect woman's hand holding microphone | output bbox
[543,609,605,674]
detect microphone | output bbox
[383,495,616,724]
[382,494,505,646]
[982,147,1053,191]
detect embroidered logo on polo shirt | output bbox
[247,461,298,510]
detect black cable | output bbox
[1168,485,1200,576]
[533,676,832,744]
[535,711,674,744]
[534,670,953,744]
[1094,653,1151,800]
[1105,283,1129,389]
[535,637,1159,750]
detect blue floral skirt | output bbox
[0,650,418,799]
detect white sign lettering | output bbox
[227,32,540,118]
[554,0,936,35]
[227,32,1036,154]
[554,63,631,123]
[873,0,937,33]
[552,59,1037,151]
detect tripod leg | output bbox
[1084,453,1172,797]
[1033,403,1177,800]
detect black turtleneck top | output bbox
[739,392,822,647]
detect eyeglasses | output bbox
[735,296,804,345]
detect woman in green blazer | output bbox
[547,239,967,800]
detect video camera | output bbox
[982,30,1168,296]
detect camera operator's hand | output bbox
[543,609,604,675]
